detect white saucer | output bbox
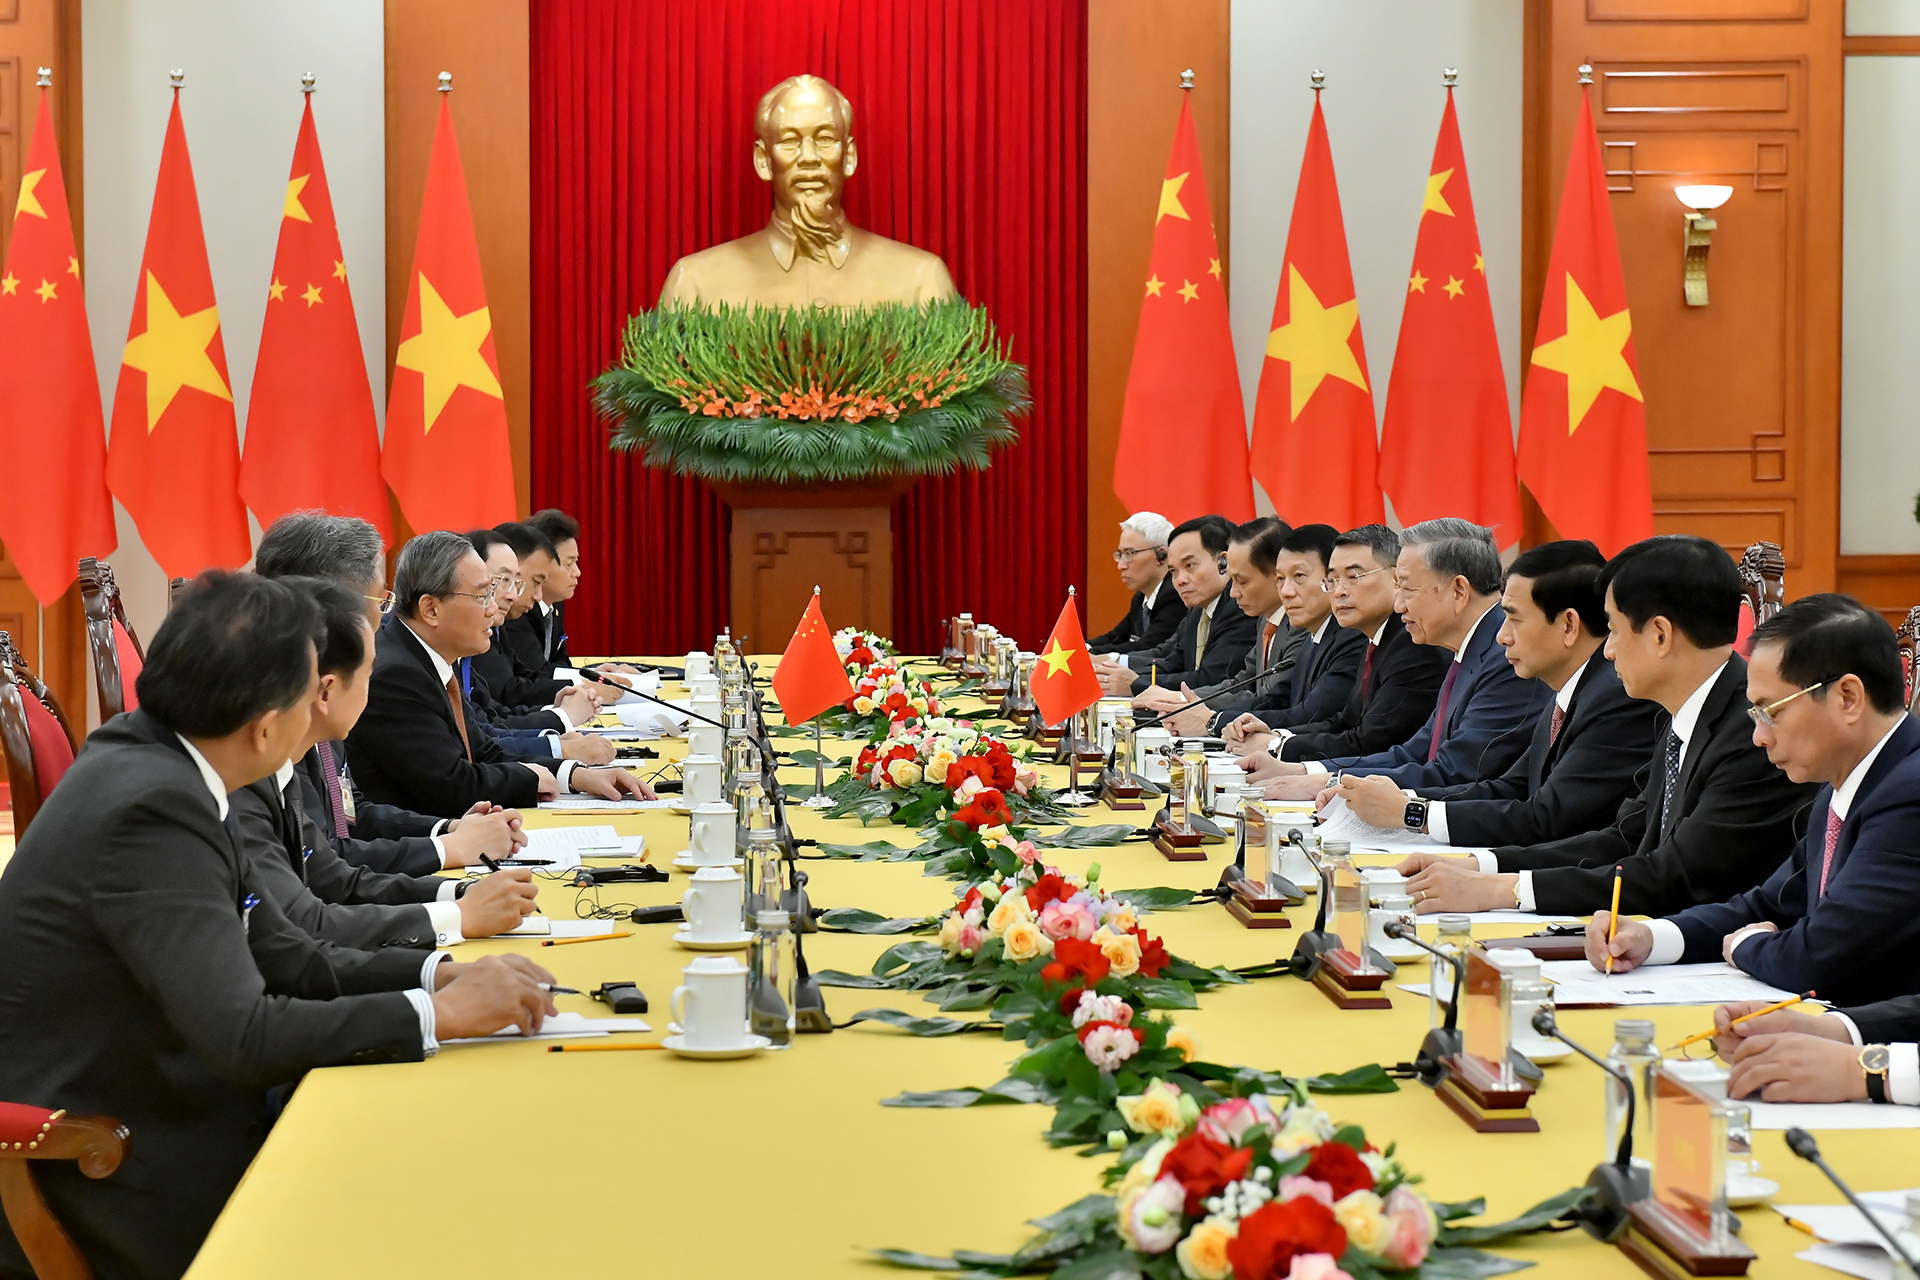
[673,929,754,950]
[672,853,743,871]
[1726,1176,1779,1208]
[1519,1040,1574,1065]
[1379,945,1428,965]
[663,1032,769,1060]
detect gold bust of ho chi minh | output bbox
[658,75,958,309]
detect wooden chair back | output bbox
[77,559,145,720]
[1898,606,1920,714]
[0,1105,130,1280]
[1737,541,1786,626]
[0,633,79,838]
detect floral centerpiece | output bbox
[834,627,893,668]
[823,716,1067,835]
[816,657,945,741]
[877,1080,1587,1279]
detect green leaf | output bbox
[784,749,849,768]
[868,1249,965,1272]
[847,1008,998,1037]
[1033,824,1139,849]
[1050,1252,1142,1280]
[813,969,894,989]
[817,907,934,935]
[1437,1187,1593,1246]
[1108,886,1198,912]
[882,1078,1055,1108]
[1418,1247,1538,1279]
[1132,978,1200,1010]
[1304,1064,1401,1095]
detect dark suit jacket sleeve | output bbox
[92,794,423,1091]
[243,888,435,996]
[1325,661,1546,792]
[293,791,443,910]
[1137,602,1258,693]
[297,751,443,876]
[1257,628,1366,732]
[1089,594,1145,652]
[348,655,541,818]
[1839,995,1920,1045]
[1280,640,1447,762]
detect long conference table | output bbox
[163,656,1918,1278]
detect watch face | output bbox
[1864,1045,1893,1073]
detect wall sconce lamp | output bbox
[1676,185,1733,307]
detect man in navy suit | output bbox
[1248,517,1548,798]
[1594,593,1918,1008]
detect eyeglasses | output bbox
[1747,682,1825,728]
[1111,546,1163,565]
[489,573,526,594]
[364,590,395,614]
[439,586,498,606]
[1321,565,1390,592]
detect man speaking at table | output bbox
[0,572,555,1280]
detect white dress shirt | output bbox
[404,619,581,793]
[1434,654,1588,846]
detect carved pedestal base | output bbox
[1618,1200,1753,1278]
[1310,948,1393,1010]
[1434,1054,1539,1132]
[1152,810,1208,862]
[1224,882,1294,929]
[1098,769,1146,811]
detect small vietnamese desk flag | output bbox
[0,73,116,604]
[1380,84,1522,547]
[105,80,250,578]
[1030,591,1102,728]
[773,591,854,726]
[1113,90,1253,522]
[1250,87,1382,530]
[1516,78,1652,555]
[240,87,391,539]
[382,83,516,533]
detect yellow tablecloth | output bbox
[179,661,1917,1278]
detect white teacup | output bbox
[1136,728,1173,782]
[684,652,714,680]
[681,865,745,941]
[689,695,722,730]
[669,954,749,1049]
[682,753,723,805]
[688,722,724,757]
[1361,867,1408,904]
[688,674,721,700]
[688,801,738,866]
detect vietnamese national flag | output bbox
[1250,92,1382,531]
[772,593,854,726]
[1516,85,1652,555]
[382,92,516,533]
[1030,594,1103,728]
[105,87,250,578]
[0,81,116,603]
[1113,93,1252,522]
[1380,88,1522,547]
[240,93,391,539]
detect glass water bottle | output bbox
[749,908,796,1049]
[1429,914,1471,1027]
[1606,1019,1661,1193]
[743,827,784,928]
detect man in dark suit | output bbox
[482,522,576,705]
[1344,540,1661,847]
[1161,518,1306,736]
[1227,524,1450,766]
[1707,993,1920,1105]
[1089,511,1188,657]
[1402,535,1816,917]
[0,572,553,1280]
[1210,524,1366,737]
[1251,518,1547,798]
[347,531,653,819]
[1593,594,1920,1007]
[1092,515,1259,703]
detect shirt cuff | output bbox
[549,701,575,731]
[1117,654,1131,671]
[540,731,562,758]
[1304,762,1327,776]
[1891,1044,1920,1107]
[558,760,581,792]
[1515,871,1536,913]
[1724,922,1777,969]
[435,879,460,902]
[1644,918,1688,967]
[1833,1013,1864,1046]
[431,834,449,868]
[1473,849,1499,873]
[1428,802,1450,843]
[409,953,449,1056]
[424,900,465,947]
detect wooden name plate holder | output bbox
[1025,712,1064,744]
[1051,735,1106,767]
[983,678,1010,699]
[1223,879,1294,930]
[1617,1200,1753,1278]
[1434,1053,1538,1133]
[1310,947,1392,1011]
[1098,768,1148,811]
[1152,808,1208,862]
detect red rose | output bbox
[959,887,983,915]
[1228,1198,1348,1280]
[856,746,878,774]
[1040,937,1110,988]
[1024,872,1073,911]
[1301,1141,1374,1201]
[946,755,995,794]
[952,789,1013,828]
[1159,1134,1256,1218]
[980,741,1017,789]
[1132,929,1170,978]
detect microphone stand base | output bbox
[1223,894,1294,929]
[797,795,836,809]
[1053,791,1098,808]
[1434,1053,1539,1133]
[1617,1199,1753,1277]
[1309,948,1394,1010]
[1098,769,1147,811]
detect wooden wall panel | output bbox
[1525,0,1840,594]
[1838,554,1920,627]
[1084,0,1230,637]
[0,0,86,729]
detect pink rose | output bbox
[1125,1175,1187,1254]
[1014,840,1040,866]
[1286,1254,1353,1280]
[1070,991,1131,1028]
[1040,899,1097,942]
[1081,1023,1142,1072]
[956,923,984,955]
[1278,1176,1336,1208]
[1379,1187,1434,1269]
[1197,1095,1271,1146]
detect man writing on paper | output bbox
[1089,511,1188,658]
[1339,540,1661,847]
[1589,594,1920,1007]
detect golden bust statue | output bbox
[659,75,958,309]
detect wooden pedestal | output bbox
[1484,935,1588,962]
[1099,770,1145,811]
[983,681,1009,700]
[1310,948,1393,1010]
[1434,1054,1539,1132]
[1224,881,1294,929]
[1153,811,1208,862]
[712,477,915,651]
[1618,1200,1754,1278]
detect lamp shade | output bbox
[1674,184,1733,211]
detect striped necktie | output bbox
[1427,663,1461,763]
[313,742,350,839]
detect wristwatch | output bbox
[1863,1044,1892,1104]
[1403,799,1429,832]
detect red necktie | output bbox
[1548,703,1566,748]
[1428,662,1461,763]
[314,741,349,839]
[1818,806,1842,898]
[1262,620,1279,664]
[446,676,473,761]
[1359,642,1376,701]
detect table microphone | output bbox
[1382,920,1465,1087]
[577,668,727,729]
[1528,1006,1642,1243]
[1784,1128,1920,1275]
[1132,665,1280,729]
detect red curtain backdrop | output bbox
[529,0,1088,656]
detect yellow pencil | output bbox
[547,1041,664,1052]
[1781,1215,1817,1237]
[1671,993,1814,1052]
[1604,866,1623,974]
[540,931,632,947]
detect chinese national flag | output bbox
[1113,93,1253,522]
[1030,595,1103,728]
[382,93,516,532]
[1250,93,1382,530]
[0,83,116,604]
[1516,86,1652,555]
[105,88,250,578]
[240,94,391,539]
[1380,89,1522,547]
[772,593,854,726]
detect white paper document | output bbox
[1748,1102,1920,1131]
[1314,797,1446,853]
[537,796,675,813]
[1536,959,1795,1008]
[503,917,631,940]
[442,1010,651,1046]
[513,825,644,871]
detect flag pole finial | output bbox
[1443,68,1458,88]
[1578,64,1593,85]
[1310,69,1325,92]
[301,73,316,95]
[1069,585,1077,597]
[437,71,453,93]
[812,585,821,595]
[169,69,184,89]
[35,67,50,88]
[1179,68,1194,90]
